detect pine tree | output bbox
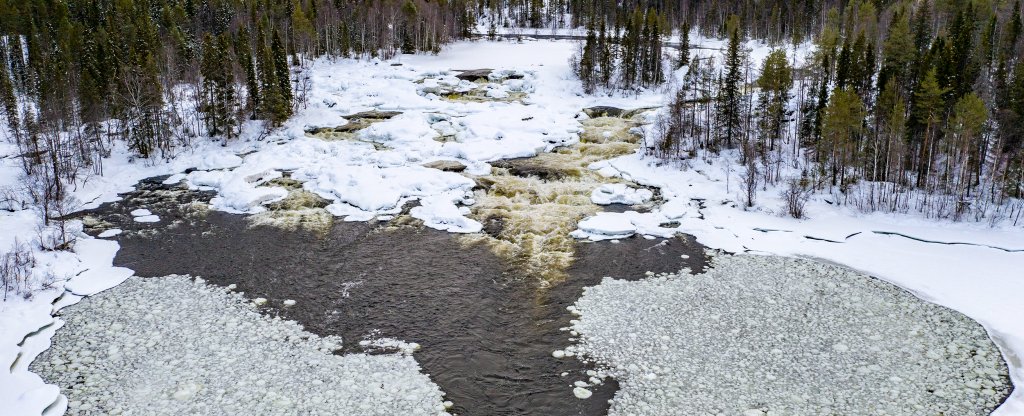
[401,0,419,54]
[945,92,987,201]
[200,34,237,140]
[835,40,852,90]
[880,10,916,95]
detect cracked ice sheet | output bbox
[579,151,1024,415]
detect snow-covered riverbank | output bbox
[572,147,1024,414]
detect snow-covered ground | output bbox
[1,35,1022,415]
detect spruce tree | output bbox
[598,21,613,89]
[718,18,743,148]
[237,29,260,120]
[678,21,690,69]
[258,25,286,126]
[0,54,19,139]
[271,29,293,122]
[578,26,597,93]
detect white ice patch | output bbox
[97,229,122,238]
[133,215,160,223]
[572,211,681,241]
[590,184,653,205]
[129,209,152,217]
[410,192,482,233]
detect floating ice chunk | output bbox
[573,213,637,239]
[33,276,448,414]
[130,209,152,217]
[283,299,297,307]
[590,184,653,206]
[98,229,122,238]
[359,338,422,354]
[565,255,1010,415]
[134,215,160,223]
[410,193,482,233]
[573,387,593,399]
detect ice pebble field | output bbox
[567,255,1011,415]
[30,275,449,415]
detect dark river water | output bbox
[82,176,708,416]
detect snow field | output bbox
[31,275,449,415]
[568,255,1010,415]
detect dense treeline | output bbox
[653,0,1024,224]
[483,0,849,41]
[0,0,473,225]
[572,8,665,92]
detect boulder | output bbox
[422,160,468,173]
[455,69,493,81]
